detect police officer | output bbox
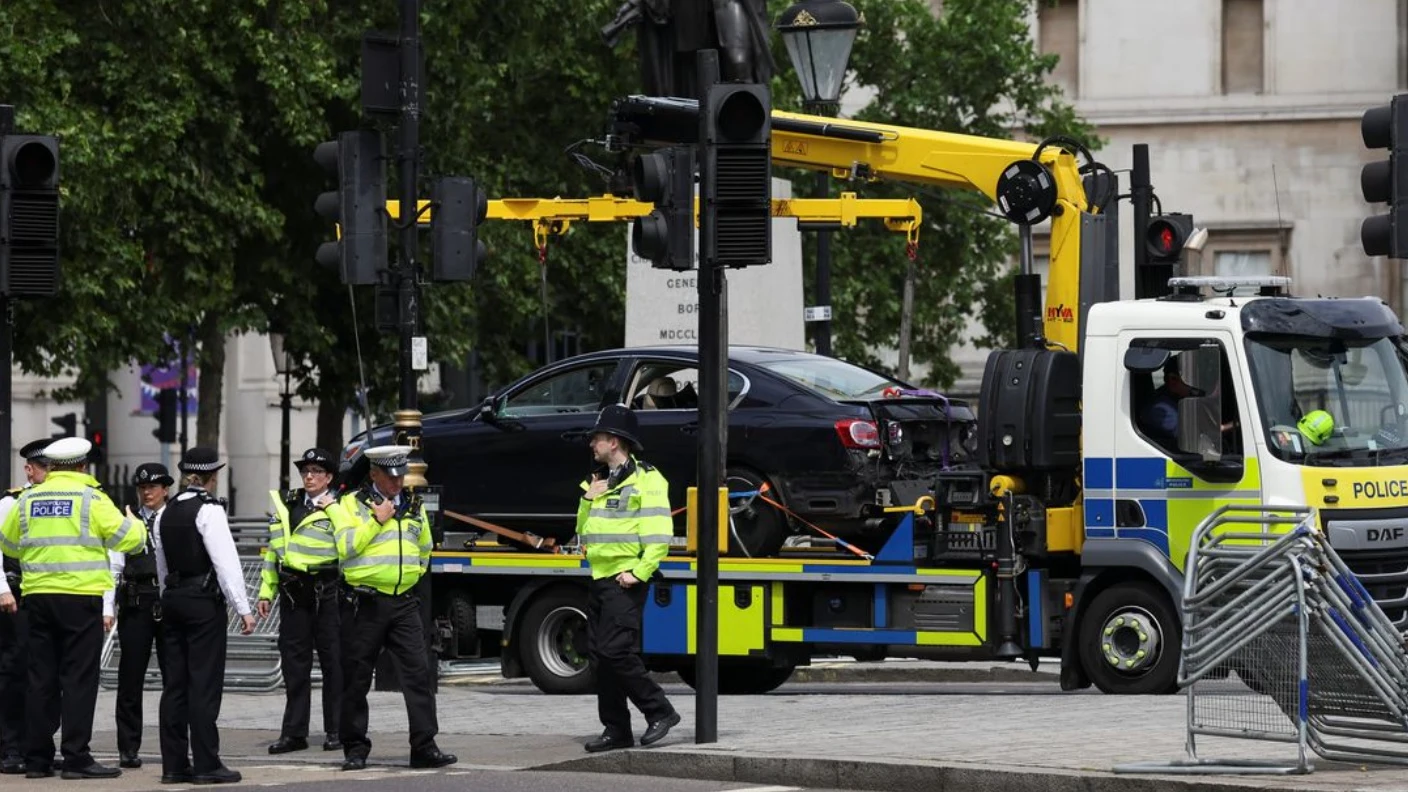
[153,447,254,785]
[0,439,50,775]
[257,447,343,755]
[328,445,455,771]
[0,437,145,779]
[102,462,172,769]
[577,405,679,753]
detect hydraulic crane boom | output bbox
[608,96,1104,354]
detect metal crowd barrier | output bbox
[101,516,310,693]
[1116,504,1408,776]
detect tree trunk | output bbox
[897,256,917,381]
[195,314,225,449]
[316,397,345,455]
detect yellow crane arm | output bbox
[386,193,923,254]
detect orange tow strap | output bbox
[753,484,873,560]
[443,510,560,553]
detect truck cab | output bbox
[1075,276,1408,692]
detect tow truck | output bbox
[405,98,1408,696]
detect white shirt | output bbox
[0,493,16,597]
[102,504,159,618]
[153,490,252,616]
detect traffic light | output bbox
[0,134,60,297]
[50,412,76,439]
[430,176,488,282]
[314,129,386,285]
[85,419,105,464]
[700,82,771,269]
[631,146,695,271]
[153,388,178,443]
[1361,95,1408,258]
[1145,213,1195,263]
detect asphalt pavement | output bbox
[10,661,1408,792]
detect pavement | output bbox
[9,660,1408,792]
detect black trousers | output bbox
[339,591,437,757]
[587,577,673,736]
[115,592,166,755]
[25,593,103,771]
[277,582,342,739]
[158,587,228,775]
[0,583,27,761]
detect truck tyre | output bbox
[677,663,795,694]
[1077,581,1180,695]
[517,587,594,695]
[726,468,788,558]
[448,589,478,658]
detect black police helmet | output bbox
[590,404,642,452]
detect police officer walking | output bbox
[577,405,679,753]
[153,447,254,785]
[102,462,173,769]
[329,445,455,771]
[0,439,50,775]
[257,447,343,755]
[0,437,145,779]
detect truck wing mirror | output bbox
[1124,347,1171,373]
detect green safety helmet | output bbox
[1298,410,1335,446]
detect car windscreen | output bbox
[754,356,904,400]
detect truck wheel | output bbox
[517,587,594,695]
[726,468,788,558]
[1077,581,1180,695]
[677,663,795,694]
[448,590,478,658]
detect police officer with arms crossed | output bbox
[257,447,343,755]
[0,436,146,779]
[102,462,173,769]
[153,447,254,785]
[0,439,51,775]
[328,445,455,771]
[577,405,680,753]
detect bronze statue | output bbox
[602,0,775,96]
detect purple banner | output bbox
[138,336,198,415]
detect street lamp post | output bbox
[269,333,293,493]
[775,0,862,358]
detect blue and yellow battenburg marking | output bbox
[1082,456,1263,569]
[432,536,991,653]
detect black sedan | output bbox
[342,346,977,556]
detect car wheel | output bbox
[725,468,788,558]
[516,587,595,695]
[677,662,795,694]
[1077,581,1181,695]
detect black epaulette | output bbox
[637,461,656,473]
[4,487,21,498]
[283,488,302,505]
[194,490,222,507]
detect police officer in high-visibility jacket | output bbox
[577,405,679,753]
[328,445,455,771]
[257,447,342,755]
[102,462,172,770]
[0,438,51,775]
[0,437,145,779]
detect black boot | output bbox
[584,731,633,753]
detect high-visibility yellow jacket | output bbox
[0,470,146,596]
[575,458,672,581]
[258,489,340,601]
[327,488,430,596]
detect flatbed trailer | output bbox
[428,498,1071,694]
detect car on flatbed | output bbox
[342,346,976,556]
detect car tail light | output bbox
[835,418,881,449]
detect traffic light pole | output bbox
[0,105,11,488]
[396,0,425,486]
[1130,143,1156,299]
[693,49,722,746]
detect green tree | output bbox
[796,0,1098,388]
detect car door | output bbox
[459,358,623,534]
[623,357,751,515]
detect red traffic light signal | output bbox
[1145,213,1194,263]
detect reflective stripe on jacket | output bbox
[328,490,430,596]
[575,458,672,581]
[259,489,340,600]
[0,470,146,596]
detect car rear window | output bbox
[756,357,904,400]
